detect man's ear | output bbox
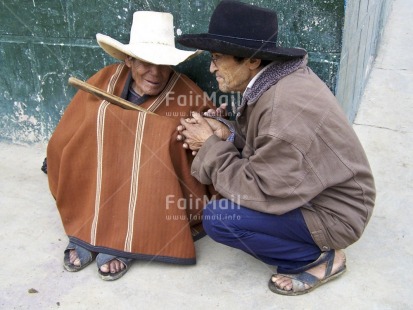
[124,56,133,68]
[248,58,262,70]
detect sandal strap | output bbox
[290,271,319,292]
[323,250,335,278]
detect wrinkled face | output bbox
[125,57,172,96]
[209,53,253,93]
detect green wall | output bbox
[0,0,375,144]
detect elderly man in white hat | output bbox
[45,11,215,281]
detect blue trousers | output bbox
[203,199,322,273]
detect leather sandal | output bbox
[96,253,133,281]
[63,242,96,272]
[268,250,346,296]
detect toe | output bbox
[69,249,81,266]
[100,263,110,273]
[271,275,293,291]
[110,259,124,273]
[73,258,81,266]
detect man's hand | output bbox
[177,112,213,154]
[204,117,231,141]
[176,112,230,155]
[203,103,228,117]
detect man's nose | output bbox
[210,61,218,74]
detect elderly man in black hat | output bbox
[176,0,375,295]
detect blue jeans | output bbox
[203,199,321,273]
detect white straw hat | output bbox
[96,11,199,66]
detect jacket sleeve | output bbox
[191,133,324,214]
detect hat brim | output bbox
[177,33,307,60]
[96,33,200,66]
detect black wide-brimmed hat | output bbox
[177,0,307,60]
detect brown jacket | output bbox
[191,60,376,250]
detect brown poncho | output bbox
[47,63,216,264]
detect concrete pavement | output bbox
[0,0,412,308]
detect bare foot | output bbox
[271,250,346,292]
[100,259,126,274]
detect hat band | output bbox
[209,33,277,45]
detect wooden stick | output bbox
[68,77,156,115]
